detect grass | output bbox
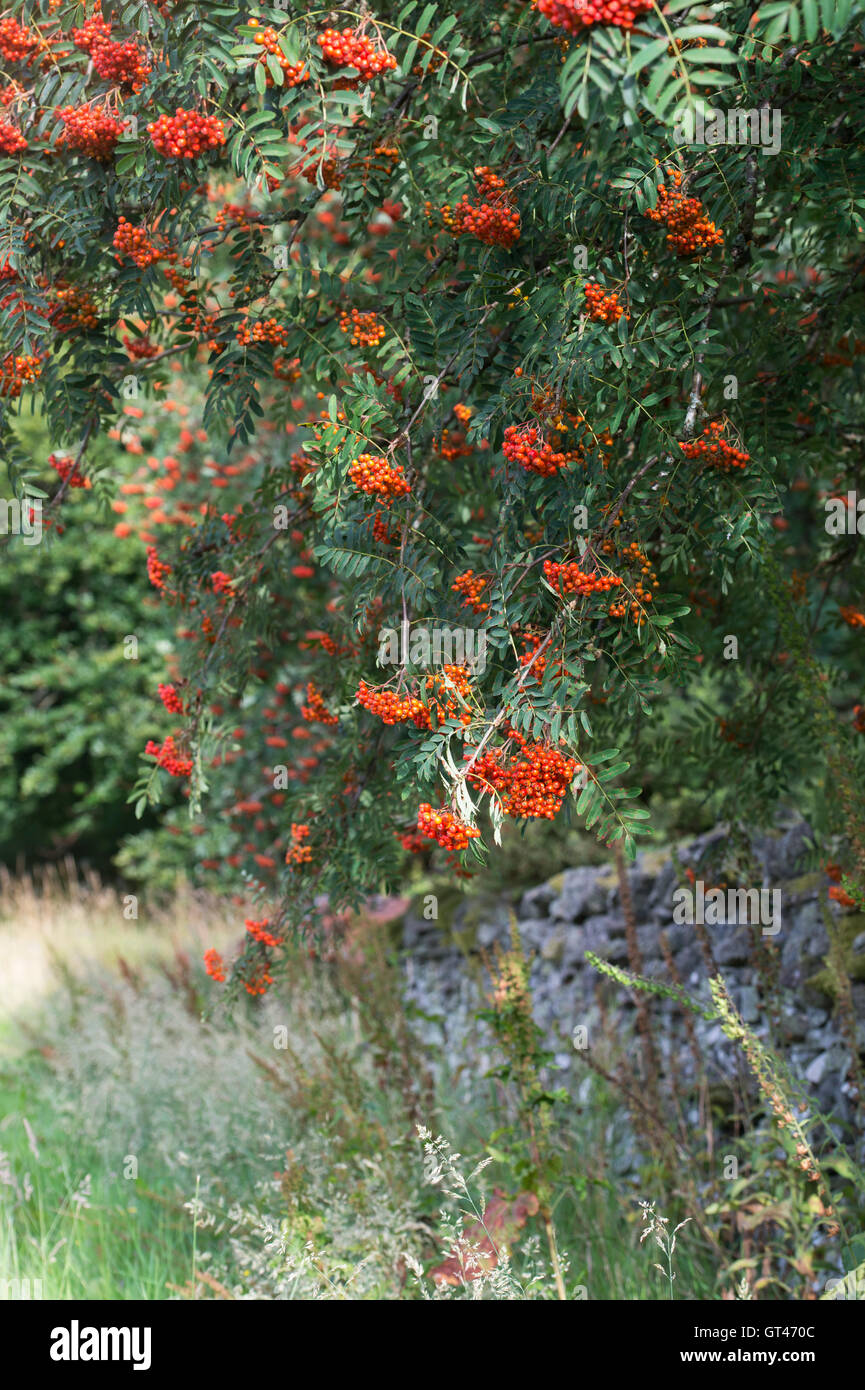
[1,866,846,1300]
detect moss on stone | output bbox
[807,912,865,996]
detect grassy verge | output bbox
[0,868,838,1300]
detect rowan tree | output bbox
[2,0,865,992]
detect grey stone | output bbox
[735,986,761,1024]
[714,929,752,966]
[806,1053,829,1085]
[518,918,553,952]
[518,881,558,919]
[549,867,609,923]
[397,816,865,1164]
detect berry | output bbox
[316,28,397,83]
[72,17,152,92]
[146,545,172,590]
[301,681,338,725]
[544,558,623,596]
[285,822,312,864]
[0,352,42,398]
[534,0,654,31]
[338,307,386,348]
[0,18,38,64]
[56,104,128,160]
[349,453,411,503]
[113,217,162,269]
[503,423,581,477]
[435,166,520,249]
[452,569,490,613]
[248,20,309,88]
[357,665,472,729]
[49,453,90,488]
[417,803,480,850]
[584,281,628,324]
[0,118,26,155]
[147,108,226,160]
[236,317,289,348]
[245,917,283,947]
[204,948,226,982]
[158,683,184,713]
[644,167,724,258]
[467,735,581,820]
[145,734,193,777]
[49,282,99,333]
[679,419,749,471]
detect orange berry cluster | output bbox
[544,559,623,596]
[607,540,659,620]
[245,917,284,948]
[433,426,473,461]
[49,282,99,332]
[147,108,226,159]
[285,822,312,864]
[437,167,521,249]
[840,605,865,630]
[503,423,581,477]
[357,682,425,725]
[71,14,111,50]
[146,545,172,590]
[0,352,41,397]
[0,17,37,63]
[452,569,490,613]
[301,681,339,725]
[204,947,226,982]
[372,512,398,544]
[519,631,549,681]
[55,104,128,160]
[0,118,26,155]
[825,862,858,907]
[679,420,749,470]
[241,963,274,996]
[236,317,289,348]
[210,570,234,596]
[113,217,162,269]
[145,734,193,777]
[535,0,654,30]
[644,168,724,257]
[421,665,473,727]
[158,682,184,714]
[417,803,480,850]
[854,704,865,733]
[73,16,152,91]
[398,829,428,852]
[348,453,411,503]
[124,332,159,359]
[49,453,89,488]
[584,281,627,324]
[467,734,581,820]
[316,28,397,82]
[300,154,344,189]
[829,883,857,908]
[357,665,472,730]
[338,307,386,348]
[248,20,309,87]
